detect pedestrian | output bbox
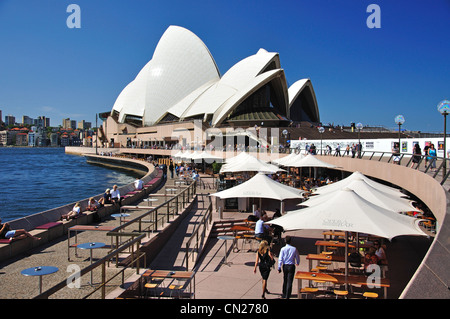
[277,235,300,299]
[423,143,430,166]
[253,240,274,299]
[335,144,341,156]
[428,143,437,171]
[411,143,422,168]
[169,161,174,179]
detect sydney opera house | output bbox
[98,26,320,148]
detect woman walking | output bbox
[253,240,274,299]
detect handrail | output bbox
[184,200,213,271]
[119,181,197,235]
[35,232,146,299]
[294,148,450,186]
[34,182,198,299]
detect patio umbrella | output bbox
[210,173,304,213]
[312,171,404,198]
[284,154,337,168]
[303,177,417,213]
[277,152,306,166]
[219,153,285,174]
[211,173,304,201]
[191,151,223,163]
[268,188,427,276]
[271,152,300,166]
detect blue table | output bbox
[111,213,130,224]
[21,266,59,294]
[77,242,106,284]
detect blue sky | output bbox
[0,0,449,132]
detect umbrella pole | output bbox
[345,231,349,290]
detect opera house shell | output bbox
[111,25,320,128]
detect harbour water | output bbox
[0,147,139,222]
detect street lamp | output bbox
[394,115,405,153]
[318,126,324,155]
[356,123,363,158]
[438,100,450,176]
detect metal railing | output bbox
[35,181,198,299]
[298,149,450,186]
[184,200,213,271]
[35,232,146,299]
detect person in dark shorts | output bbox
[253,240,274,299]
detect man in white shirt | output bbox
[277,236,300,299]
[111,184,121,206]
[255,212,272,243]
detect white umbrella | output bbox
[224,152,257,164]
[191,151,223,162]
[210,173,304,201]
[220,153,285,174]
[284,154,337,168]
[277,152,306,166]
[180,150,193,160]
[271,152,299,166]
[312,171,404,198]
[271,188,426,240]
[304,177,417,213]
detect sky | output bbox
[0,0,449,132]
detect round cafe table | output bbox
[217,235,235,267]
[77,242,106,284]
[111,213,130,225]
[21,266,59,294]
[143,198,159,206]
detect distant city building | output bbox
[5,115,15,126]
[34,116,50,127]
[22,115,34,126]
[62,118,72,129]
[0,130,16,145]
[16,132,28,146]
[78,120,92,130]
[28,131,36,146]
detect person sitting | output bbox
[87,197,101,211]
[255,211,272,244]
[364,247,379,275]
[98,188,112,206]
[134,178,144,190]
[60,202,81,221]
[111,185,121,206]
[373,240,387,265]
[0,217,41,242]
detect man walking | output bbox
[277,236,300,299]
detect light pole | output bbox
[438,100,450,176]
[356,122,363,158]
[394,115,405,153]
[95,113,98,155]
[318,126,324,155]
